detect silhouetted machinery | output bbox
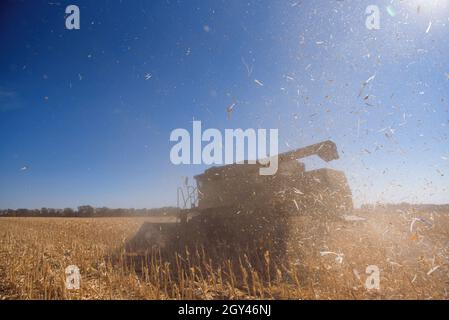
[133,140,353,262]
[174,140,353,257]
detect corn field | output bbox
[0,210,448,300]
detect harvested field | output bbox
[0,210,448,300]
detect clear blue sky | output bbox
[1,0,448,209]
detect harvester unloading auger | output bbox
[132,140,353,263]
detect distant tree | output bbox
[63,208,75,217]
[95,207,110,217]
[78,205,95,217]
[16,209,30,216]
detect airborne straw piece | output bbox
[365,74,376,84]
[426,21,432,34]
[226,102,237,120]
[410,217,433,232]
[320,251,344,264]
[359,74,376,97]
[427,265,440,276]
[386,5,396,17]
[241,57,253,76]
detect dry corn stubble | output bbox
[0,209,448,300]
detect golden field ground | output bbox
[0,210,448,300]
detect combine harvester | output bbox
[131,140,353,263]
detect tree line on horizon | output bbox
[0,205,180,217]
[360,202,449,212]
[1,203,449,218]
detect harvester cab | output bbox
[188,140,353,216]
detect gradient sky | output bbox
[0,0,448,209]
